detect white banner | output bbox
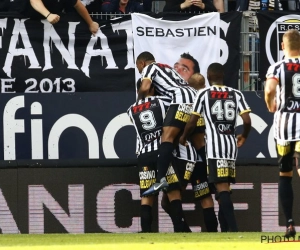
[132,13,220,85]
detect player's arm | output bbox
[264,77,278,113]
[179,113,199,146]
[236,111,251,148]
[137,78,151,101]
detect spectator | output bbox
[213,0,224,12]
[163,0,216,12]
[8,0,27,14]
[281,0,299,10]
[101,0,145,14]
[11,0,99,35]
[235,0,249,10]
[248,0,283,11]
[288,0,300,10]
[81,0,102,13]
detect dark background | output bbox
[0,165,298,233]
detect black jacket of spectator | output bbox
[0,0,9,11]
[163,0,216,12]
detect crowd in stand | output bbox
[0,0,299,16]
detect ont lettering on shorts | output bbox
[175,104,192,122]
[139,167,156,189]
[193,180,210,198]
[216,159,236,178]
[166,166,179,184]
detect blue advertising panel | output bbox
[0,91,275,164]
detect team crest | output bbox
[265,15,300,65]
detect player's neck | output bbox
[145,60,155,66]
[284,51,300,58]
[211,82,224,87]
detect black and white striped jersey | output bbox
[266,58,300,141]
[192,85,251,160]
[127,96,171,155]
[173,141,197,163]
[141,62,197,104]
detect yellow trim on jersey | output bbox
[142,77,152,82]
[192,111,201,116]
[240,109,251,115]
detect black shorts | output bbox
[166,157,195,192]
[163,104,192,130]
[193,125,205,134]
[193,116,205,134]
[207,159,236,184]
[191,161,215,200]
[276,140,300,172]
[138,151,158,197]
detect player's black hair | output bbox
[207,63,224,77]
[136,51,155,62]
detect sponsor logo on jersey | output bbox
[286,63,300,72]
[166,166,179,184]
[284,98,300,112]
[139,170,156,180]
[193,181,208,191]
[132,102,151,113]
[175,111,190,122]
[210,91,233,99]
[142,128,162,143]
[178,104,193,114]
[216,159,236,178]
[140,179,156,189]
[216,159,235,168]
[194,181,210,198]
[216,122,234,135]
[265,15,300,65]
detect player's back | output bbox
[267,58,300,141]
[194,85,250,160]
[127,96,171,155]
[142,63,196,104]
